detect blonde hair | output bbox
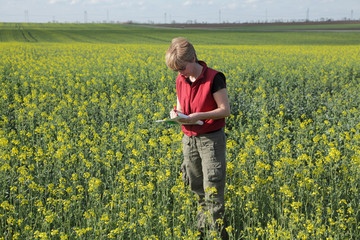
[165,37,197,71]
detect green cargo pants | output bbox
[181,128,227,233]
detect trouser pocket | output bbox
[207,162,223,182]
[181,162,189,186]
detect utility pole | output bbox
[306,8,309,22]
[265,9,268,23]
[351,9,354,20]
[219,10,221,23]
[84,11,87,23]
[107,10,109,23]
[25,10,29,22]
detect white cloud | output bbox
[223,3,239,9]
[49,0,115,4]
[89,0,115,4]
[49,0,67,4]
[183,0,192,6]
[183,0,216,7]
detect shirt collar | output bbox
[180,61,208,84]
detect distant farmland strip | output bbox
[1,22,360,45]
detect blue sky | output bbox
[1,0,359,23]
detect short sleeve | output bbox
[211,72,226,94]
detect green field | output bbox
[1,23,360,239]
[1,22,360,45]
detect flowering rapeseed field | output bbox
[0,42,359,239]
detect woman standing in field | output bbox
[166,37,230,239]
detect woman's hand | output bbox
[170,109,178,119]
[178,112,202,124]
